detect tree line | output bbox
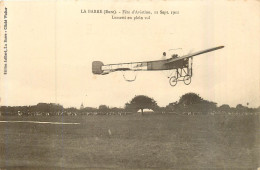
[0,93,259,116]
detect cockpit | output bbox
[171,54,178,59]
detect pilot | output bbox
[162,52,167,60]
[163,52,166,57]
[172,54,178,59]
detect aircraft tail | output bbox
[92,61,104,74]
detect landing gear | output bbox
[183,75,191,85]
[169,76,178,87]
[167,57,194,87]
[168,67,192,86]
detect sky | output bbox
[0,0,259,108]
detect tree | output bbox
[236,104,247,113]
[98,105,109,112]
[236,104,245,109]
[127,95,158,115]
[66,107,78,112]
[35,103,63,113]
[167,93,217,114]
[166,102,179,112]
[219,104,231,112]
[178,93,203,106]
[82,107,97,112]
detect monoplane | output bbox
[92,46,224,86]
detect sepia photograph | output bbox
[0,0,259,169]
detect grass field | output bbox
[0,114,259,169]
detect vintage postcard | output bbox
[0,0,259,169]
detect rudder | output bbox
[92,61,104,74]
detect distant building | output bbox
[80,103,84,110]
[137,109,154,113]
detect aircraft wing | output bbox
[165,46,224,64]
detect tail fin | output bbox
[92,61,104,74]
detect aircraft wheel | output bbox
[183,75,191,85]
[169,76,178,86]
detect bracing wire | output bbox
[168,48,182,51]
